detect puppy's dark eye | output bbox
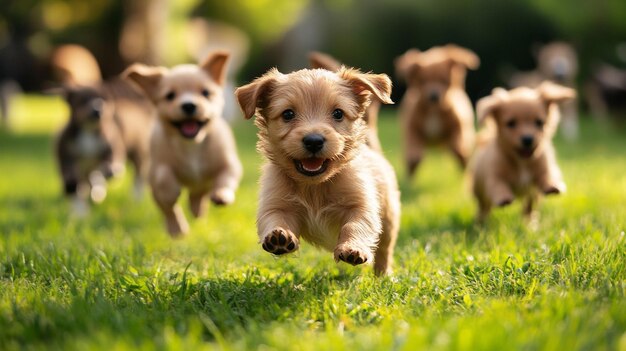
[165,91,176,101]
[506,119,517,129]
[282,109,295,121]
[535,118,544,128]
[201,89,210,98]
[332,109,344,121]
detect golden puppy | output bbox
[471,82,576,223]
[124,51,243,236]
[395,44,479,178]
[509,42,579,140]
[235,67,400,275]
[309,51,383,152]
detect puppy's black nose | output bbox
[181,102,196,116]
[90,100,102,119]
[302,134,325,153]
[521,135,534,148]
[429,91,440,102]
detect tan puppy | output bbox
[124,51,243,236]
[309,51,383,152]
[471,82,576,223]
[235,67,400,275]
[395,44,479,178]
[509,42,579,140]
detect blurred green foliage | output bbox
[1,0,625,98]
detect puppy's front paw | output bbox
[334,244,373,266]
[210,188,235,205]
[495,197,514,207]
[262,228,299,255]
[543,182,566,195]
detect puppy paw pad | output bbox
[335,247,371,266]
[262,229,299,256]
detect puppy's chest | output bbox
[296,199,345,251]
[423,111,444,139]
[74,131,108,158]
[511,167,536,195]
[173,144,213,184]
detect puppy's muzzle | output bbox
[302,133,325,154]
[90,100,103,120]
[181,102,197,117]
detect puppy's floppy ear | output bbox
[122,63,167,100]
[200,50,230,86]
[308,51,342,71]
[395,49,421,81]
[445,45,480,70]
[339,67,394,105]
[537,81,576,105]
[476,89,506,125]
[235,69,280,120]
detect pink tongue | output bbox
[181,121,199,136]
[301,158,324,171]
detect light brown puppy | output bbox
[309,51,383,152]
[235,67,400,275]
[395,44,479,178]
[124,51,243,237]
[509,42,579,140]
[471,82,576,223]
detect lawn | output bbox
[1,94,625,350]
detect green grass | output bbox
[1,95,625,350]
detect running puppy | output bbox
[55,86,125,216]
[395,44,479,178]
[235,67,400,275]
[471,82,576,223]
[124,51,242,236]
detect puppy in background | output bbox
[395,44,479,178]
[53,44,154,215]
[471,82,576,223]
[509,42,579,140]
[236,67,400,276]
[309,51,383,152]
[124,51,242,237]
[55,85,126,216]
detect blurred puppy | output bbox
[395,44,479,178]
[124,51,242,237]
[55,85,126,216]
[585,63,626,120]
[309,51,383,152]
[235,67,400,275]
[55,80,155,215]
[471,82,576,223]
[509,42,579,140]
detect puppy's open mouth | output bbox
[518,147,535,158]
[294,158,329,176]
[171,119,208,139]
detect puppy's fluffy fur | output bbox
[124,51,242,236]
[395,44,479,177]
[235,67,400,275]
[471,82,576,222]
[309,51,383,152]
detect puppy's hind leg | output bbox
[151,164,189,237]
